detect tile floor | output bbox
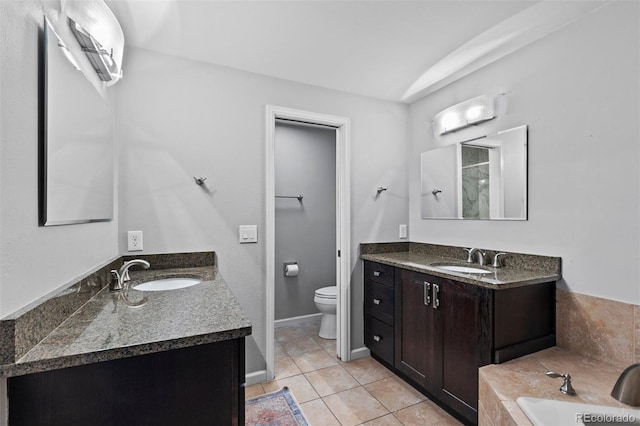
[245,318,462,425]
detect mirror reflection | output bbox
[420,125,527,220]
[39,18,114,226]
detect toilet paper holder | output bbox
[283,262,299,277]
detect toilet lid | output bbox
[315,286,337,298]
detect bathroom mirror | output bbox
[39,18,114,226]
[420,125,527,220]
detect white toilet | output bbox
[314,286,337,339]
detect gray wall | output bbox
[116,47,410,374]
[409,1,640,304]
[274,123,336,320]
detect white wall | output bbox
[409,1,640,304]
[116,47,409,372]
[0,0,119,317]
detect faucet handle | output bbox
[492,252,507,268]
[109,270,122,291]
[546,371,577,395]
[463,248,474,263]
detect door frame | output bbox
[265,105,351,380]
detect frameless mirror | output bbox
[39,18,114,226]
[420,125,527,220]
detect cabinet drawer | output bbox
[364,281,394,325]
[365,315,394,365]
[364,261,394,286]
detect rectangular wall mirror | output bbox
[39,18,114,226]
[420,125,527,220]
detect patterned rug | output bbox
[245,386,309,426]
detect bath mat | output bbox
[245,386,309,426]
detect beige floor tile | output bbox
[300,398,341,426]
[393,400,461,425]
[342,357,394,385]
[313,335,338,355]
[305,365,361,397]
[291,348,340,373]
[276,326,310,343]
[364,376,426,412]
[275,341,287,358]
[262,374,320,404]
[275,353,303,379]
[362,414,404,425]
[323,387,389,426]
[244,383,265,400]
[284,337,324,357]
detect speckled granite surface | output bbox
[0,260,251,378]
[0,257,121,365]
[360,242,561,289]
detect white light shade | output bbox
[61,0,124,86]
[433,95,496,136]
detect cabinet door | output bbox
[394,269,442,392]
[439,278,492,421]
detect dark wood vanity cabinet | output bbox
[8,338,245,426]
[364,260,555,425]
[394,268,442,392]
[364,261,395,365]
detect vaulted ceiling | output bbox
[105,1,611,102]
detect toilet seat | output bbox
[314,286,337,300]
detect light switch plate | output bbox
[239,225,258,243]
[399,224,408,239]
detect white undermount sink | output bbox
[517,397,640,425]
[433,264,492,274]
[132,278,201,292]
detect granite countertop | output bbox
[479,347,631,425]
[0,266,252,377]
[361,246,561,289]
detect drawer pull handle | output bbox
[373,335,382,342]
[373,271,381,277]
[433,284,440,309]
[373,298,381,305]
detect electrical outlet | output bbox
[127,230,143,251]
[399,224,408,239]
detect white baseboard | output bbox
[245,369,268,386]
[350,346,370,361]
[274,312,322,329]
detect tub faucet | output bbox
[546,371,576,395]
[611,363,640,406]
[110,259,150,291]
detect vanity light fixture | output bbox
[45,18,81,71]
[433,95,497,136]
[61,0,124,86]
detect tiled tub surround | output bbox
[0,252,252,377]
[556,289,640,370]
[479,347,635,426]
[360,242,561,289]
[479,290,640,425]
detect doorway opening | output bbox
[265,106,351,381]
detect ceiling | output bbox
[104,0,608,103]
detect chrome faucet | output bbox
[611,363,640,406]
[464,248,486,266]
[110,259,150,291]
